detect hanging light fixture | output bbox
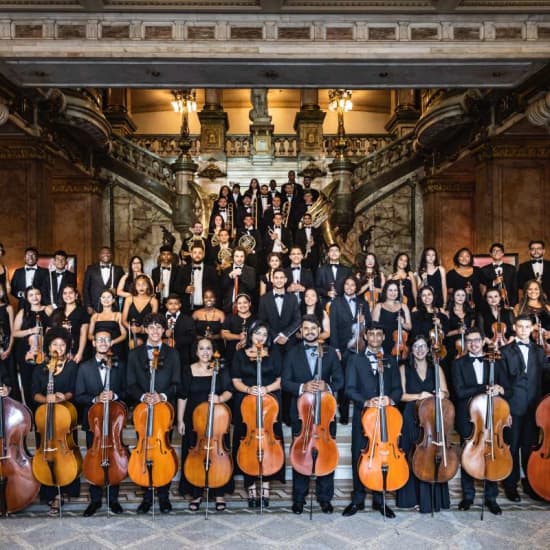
[171,89,197,114]
[328,89,353,158]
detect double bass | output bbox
[237,343,284,511]
[0,377,39,514]
[82,351,129,508]
[527,394,550,501]
[128,350,178,490]
[289,343,338,518]
[183,351,232,516]
[358,352,409,508]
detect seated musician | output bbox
[342,322,401,519]
[126,313,181,514]
[282,315,343,515]
[75,328,126,516]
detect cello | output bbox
[526,394,550,501]
[358,352,409,510]
[82,351,129,510]
[236,343,284,512]
[0,376,39,515]
[411,345,459,514]
[461,346,512,519]
[128,349,178,491]
[32,352,82,495]
[183,351,232,517]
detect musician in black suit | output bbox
[480,243,518,306]
[10,247,49,307]
[43,250,77,308]
[209,196,231,232]
[500,315,549,502]
[234,215,263,271]
[177,245,220,314]
[451,327,506,515]
[282,315,344,514]
[294,213,323,273]
[263,212,292,261]
[302,177,320,202]
[342,323,401,518]
[235,194,254,230]
[83,247,124,315]
[315,243,352,304]
[126,313,181,514]
[330,276,371,424]
[164,294,196,373]
[261,195,283,233]
[151,245,180,307]
[517,240,550,299]
[284,247,315,304]
[281,183,306,234]
[220,247,256,314]
[179,222,207,266]
[75,328,126,516]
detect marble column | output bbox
[198,89,228,160]
[249,88,274,165]
[329,157,356,239]
[172,154,198,241]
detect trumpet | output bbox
[268,227,288,255]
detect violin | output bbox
[429,315,447,359]
[325,282,336,314]
[82,351,129,498]
[461,347,513,492]
[465,281,475,310]
[237,343,284,488]
[491,309,507,351]
[411,346,459,504]
[28,314,45,365]
[363,275,380,312]
[358,352,409,497]
[349,303,366,354]
[128,349,178,488]
[32,352,82,488]
[455,321,467,359]
[391,313,409,361]
[0,377,39,514]
[166,316,176,348]
[532,315,550,358]
[526,394,550,501]
[183,352,233,500]
[495,273,511,310]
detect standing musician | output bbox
[342,322,401,518]
[388,252,417,309]
[177,338,233,511]
[480,243,518,307]
[164,294,196,372]
[207,229,233,273]
[235,214,263,271]
[294,213,323,274]
[126,313,181,514]
[477,289,515,348]
[301,176,320,201]
[261,194,283,233]
[116,256,149,301]
[500,315,549,502]
[282,315,344,514]
[221,293,256,367]
[179,222,207,264]
[220,247,257,315]
[10,247,49,308]
[284,246,314,304]
[46,250,77,308]
[411,286,449,341]
[151,245,180,306]
[264,212,292,263]
[517,240,550,300]
[315,244,352,306]
[446,247,483,311]
[415,248,447,309]
[0,283,14,383]
[75,328,126,516]
[231,321,284,508]
[356,252,386,305]
[451,327,506,515]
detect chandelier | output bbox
[171,89,197,114]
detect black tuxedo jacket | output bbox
[284,265,315,301]
[83,263,124,311]
[234,228,263,257]
[126,344,181,406]
[151,265,181,302]
[11,266,50,305]
[167,312,196,370]
[517,259,550,298]
[220,265,257,313]
[176,263,220,312]
[45,270,77,307]
[500,341,547,416]
[263,226,293,256]
[75,357,126,429]
[258,291,301,341]
[329,295,371,353]
[260,206,282,233]
[480,263,518,306]
[316,263,353,299]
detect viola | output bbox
[532,315,550,358]
[491,309,507,350]
[32,353,82,488]
[358,352,409,495]
[465,281,475,310]
[28,314,45,365]
[128,349,178,488]
[363,275,380,312]
[183,352,233,493]
[237,344,284,482]
[455,321,466,359]
[82,351,129,494]
[429,315,447,359]
[0,381,39,514]
[391,313,409,361]
[461,347,513,485]
[411,346,459,496]
[526,394,550,501]
[289,344,339,478]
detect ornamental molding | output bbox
[476,143,550,160]
[51,181,104,195]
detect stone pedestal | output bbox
[328,157,356,238]
[294,89,326,161]
[198,89,228,160]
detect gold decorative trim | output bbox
[51,181,104,195]
[421,179,474,194]
[476,143,550,160]
[0,144,55,163]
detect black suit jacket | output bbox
[126,343,181,406]
[316,263,353,299]
[45,270,77,307]
[167,312,196,370]
[83,263,124,311]
[517,259,550,298]
[151,265,181,303]
[258,291,301,341]
[176,263,220,313]
[294,227,324,268]
[480,263,518,306]
[263,226,293,256]
[11,266,50,305]
[75,356,126,430]
[329,295,371,353]
[220,265,256,313]
[284,265,315,302]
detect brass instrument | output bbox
[217,247,233,272]
[304,230,314,259]
[181,236,205,260]
[282,200,291,227]
[210,230,220,248]
[189,268,195,311]
[238,234,256,254]
[228,203,236,239]
[268,227,288,255]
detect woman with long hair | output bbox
[387,252,417,309]
[446,247,483,311]
[259,253,283,296]
[88,289,127,360]
[416,247,447,309]
[299,287,330,342]
[221,293,256,366]
[117,255,150,299]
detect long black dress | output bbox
[446,268,483,310]
[411,309,449,342]
[231,347,285,486]
[52,306,91,360]
[395,363,450,513]
[222,314,256,366]
[419,268,445,309]
[178,364,234,498]
[378,307,400,356]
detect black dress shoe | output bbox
[373,502,395,518]
[485,500,502,515]
[505,488,521,502]
[458,499,473,511]
[320,501,333,514]
[521,478,544,501]
[83,501,102,517]
[342,502,364,517]
[109,502,123,514]
[292,501,304,515]
[159,500,172,514]
[136,501,151,514]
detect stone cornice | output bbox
[51,181,104,195]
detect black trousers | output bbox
[460,467,498,502]
[85,431,121,504]
[292,470,334,504]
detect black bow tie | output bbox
[274,294,284,300]
[147,345,160,351]
[26,267,36,271]
[192,266,201,270]
[292,267,300,271]
[56,271,65,275]
[166,314,177,320]
[161,266,171,271]
[330,264,339,267]
[517,341,530,347]
[304,344,317,351]
[274,226,281,229]
[366,351,377,358]
[100,264,111,269]
[493,263,502,268]
[347,297,356,302]
[219,208,226,213]
[532,259,542,264]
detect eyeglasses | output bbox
[95,337,112,344]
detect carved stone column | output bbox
[294,89,326,160]
[198,89,228,160]
[103,88,136,137]
[249,89,274,165]
[329,157,356,239]
[172,155,198,241]
[385,89,420,138]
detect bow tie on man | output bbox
[531,259,543,264]
[274,294,284,300]
[26,267,36,271]
[147,345,160,351]
[100,263,111,269]
[161,266,171,271]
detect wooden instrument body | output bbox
[391,316,409,361]
[289,391,339,477]
[491,321,507,350]
[0,396,40,513]
[128,401,178,487]
[183,401,233,488]
[358,404,409,492]
[83,400,129,487]
[527,395,550,501]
